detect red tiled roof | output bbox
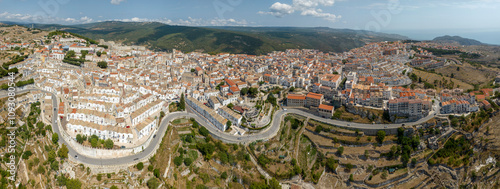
[318,104,334,111]
[287,94,306,100]
[306,92,323,100]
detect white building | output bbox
[217,106,242,126]
[186,97,228,131]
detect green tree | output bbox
[22,151,32,160]
[66,179,82,189]
[227,103,234,109]
[52,133,59,144]
[132,162,142,171]
[266,94,277,106]
[96,51,102,57]
[154,168,160,178]
[97,61,107,68]
[37,165,45,174]
[179,93,186,111]
[48,150,56,162]
[57,144,69,159]
[401,153,410,167]
[97,174,102,181]
[269,178,281,189]
[376,130,386,144]
[249,87,259,96]
[240,88,249,95]
[196,142,215,159]
[315,125,323,133]
[110,186,118,189]
[76,134,84,144]
[174,156,183,166]
[257,154,270,166]
[56,175,68,186]
[218,151,228,164]
[192,121,199,128]
[326,157,337,171]
[104,139,114,149]
[184,157,193,166]
[91,138,98,148]
[226,120,232,128]
[221,171,228,179]
[199,126,209,137]
[147,178,160,189]
[337,146,344,156]
[51,161,59,171]
[345,163,353,172]
[349,174,354,182]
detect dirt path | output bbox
[163,129,174,178]
[295,118,309,160]
[247,148,272,180]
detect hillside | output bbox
[433,35,483,46]
[11,21,408,55]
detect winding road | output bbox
[2,88,440,166]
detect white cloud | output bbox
[300,9,340,22]
[0,12,95,24]
[79,16,93,23]
[268,2,295,17]
[111,17,248,26]
[110,0,125,5]
[0,11,248,27]
[259,0,341,22]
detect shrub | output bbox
[221,171,228,179]
[137,162,144,170]
[147,178,160,189]
[184,157,193,166]
[337,146,344,156]
[97,61,108,68]
[96,174,102,181]
[174,156,183,166]
[376,130,386,144]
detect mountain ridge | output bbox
[2,21,409,55]
[432,35,483,46]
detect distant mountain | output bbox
[2,21,409,55]
[432,35,483,46]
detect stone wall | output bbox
[345,105,384,124]
[58,111,158,159]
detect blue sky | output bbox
[1,0,499,44]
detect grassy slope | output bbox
[412,69,474,91]
[434,63,497,86]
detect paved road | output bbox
[284,102,439,130]
[2,88,440,166]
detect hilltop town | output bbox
[0,24,500,189]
